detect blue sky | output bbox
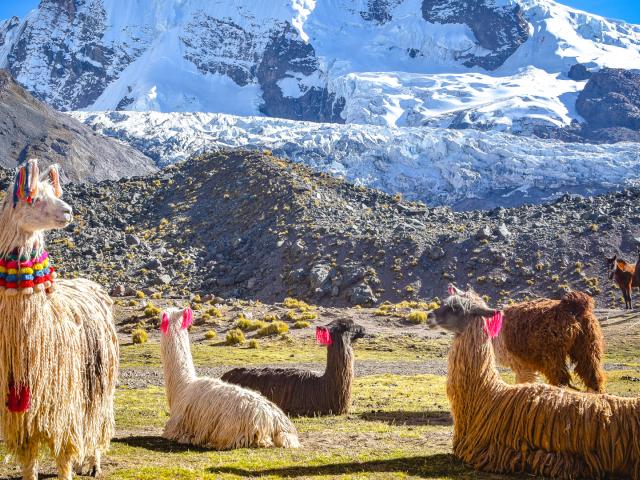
[0,0,638,24]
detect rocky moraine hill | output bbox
[1,150,637,309]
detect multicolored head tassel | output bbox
[12,160,39,208]
[483,311,503,339]
[447,284,455,296]
[161,313,170,336]
[49,165,62,198]
[181,308,194,330]
[316,326,333,346]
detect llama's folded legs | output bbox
[514,368,536,384]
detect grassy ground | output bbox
[0,305,639,479]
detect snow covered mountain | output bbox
[2,0,640,135]
[72,110,640,209]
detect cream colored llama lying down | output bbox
[159,307,300,449]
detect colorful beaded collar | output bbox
[0,249,55,295]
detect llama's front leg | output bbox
[90,449,102,477]
[75,449,102,477]
[20,454,38,480]
[56,453,74,480]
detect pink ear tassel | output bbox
[316,326,333,346]
[483,311,503,339]
[181,308,193,329]
[160,313,169,336]
[447,285,455,296]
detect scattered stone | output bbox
[310,264,331,290]
[349,283,377,305]
[110,284,126,297]
[497,223,511,239]
[125,234,140,246]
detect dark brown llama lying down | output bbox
[222,318,365,416]
[449,285,605,392]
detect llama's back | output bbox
[456,378,640,477]
[501,297,578,364]
[222,367,323,416]
[163,377,299,449]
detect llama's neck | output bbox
[0,207,44,259]
[322,339,354,408]
[447,318,501,431]
[160,329,197,411]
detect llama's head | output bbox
[160,307,193,338]
[316,318,365,347]
[1,159,72,234]
[427,287,502,338]
[605,254,618,280]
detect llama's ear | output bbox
[447,284,463,296]
[181,308,193,330]
[40,164,62,198]
[471,305,497,318]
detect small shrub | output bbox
[282,297,313,311]
[406,310,428,324]
[128,299,138,307]
[589,224,599,232]
[293,320,311,329]
[151,292,162,299]
[144,302,161,318]
[225,329,245,345]
[204,330,217,340]
[248,339,259,349]
[192,294,202,303]
[206,307,223,318]
[262,313,280,322]
[550,274,560,282]
[135,291,145,299]
[131,328,148,344]
[257,321,289,337]
[535,263,545,271]
[236,317,267,332]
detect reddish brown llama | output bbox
[606,254,637,309]
[449,285,605,392]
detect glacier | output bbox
[2,0,640,133]
[72,110,640,209]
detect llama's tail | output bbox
[562,292,606,393]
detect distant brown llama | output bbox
[427,292,640,479]
[222,319,365,416]
[606,252,640,309]
[449,285,605,392]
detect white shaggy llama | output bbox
[159,307,300,449]
[0,159,118,480]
